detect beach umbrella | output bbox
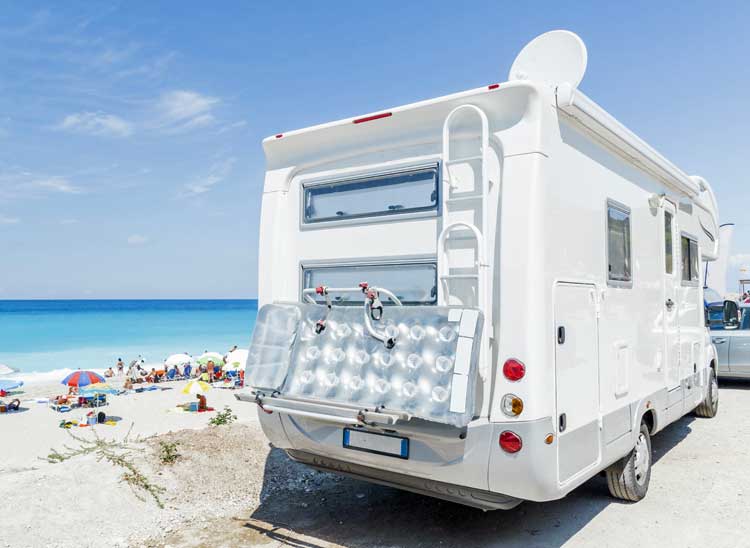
[165,353,193,368]
[224,349,248,370]
[182,380,211,395]
[0,379,23,392]
[196,352,224,367]
[61,370,105,387]
[0,364,17,376]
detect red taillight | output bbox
[487,83,500,90]
[499,431,522,453]
[353,112,392,124]
[503,359,526,381]
[275,133,283,139]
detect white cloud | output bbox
[182,157,236,196]
[216,120,248,135]
[127,234,149,245]
[0,215,19,224]
[157,90,220,133]
[57,112,133,137]
[33,176,81,194]
[730,253,750,267]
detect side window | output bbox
[681,235,700,284]
[664,211,673,274]
[607,201,632,286]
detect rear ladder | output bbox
[439,104,493,384]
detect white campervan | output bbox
[238,30,721,509]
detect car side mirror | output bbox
[723,300,739,328]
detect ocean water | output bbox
[0,300,258,383]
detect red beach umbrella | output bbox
[60,370,106,387]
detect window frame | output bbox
[299,162,441,229]
[299,255,438,306]
[680,231,701,287]
[605,199,633,288]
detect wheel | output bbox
[695,367,719,418]
[605,422,651,502]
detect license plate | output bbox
[343,428,409,459]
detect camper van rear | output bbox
[239,30,721,509]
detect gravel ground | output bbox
[149,379,750,548]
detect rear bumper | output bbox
[287,449,521,511]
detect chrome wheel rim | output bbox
[633,433,650,486]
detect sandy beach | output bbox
[0,377,265,548]
[3,378,750,548]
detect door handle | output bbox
[713,338,727,344]
[665,298,675,309]
[559,413,567,433]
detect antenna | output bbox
[509,30,588,89]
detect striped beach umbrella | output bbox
[182,380,211,395]
[196,352,223,367]
[61,370,106,387]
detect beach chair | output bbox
[166,368,177,381]
[183,364,192,379]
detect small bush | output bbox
[209,406,237,426]
[158,441,181,465]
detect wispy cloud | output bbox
[156,90,220,133]
[0,215,20,224]
[56,112,134,137]
[0,169,83,201]
[730,253,750,267]
[182,157,236,196]
[116,51,178,79]
[216,120,248,135]
[127,234,149,245]
[33,176,82,194]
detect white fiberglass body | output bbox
[241,31,720,509]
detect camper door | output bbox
[663,201,680,390]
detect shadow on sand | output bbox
[240,414,696,548]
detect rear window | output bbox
[302,261,437,305]
[302,165,439,224]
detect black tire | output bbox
[695,367,719,418]
[605,422,651,502]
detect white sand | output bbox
[0,379,263,548]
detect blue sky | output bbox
[0,2,748,298]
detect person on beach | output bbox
[116,358,124,375]
[104,367,114,378]
[123,378,134,390]
[197,393,207,411]
[202,361,215,383]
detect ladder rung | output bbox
[446,195,482,204]
[445,155,483,164]
[441,274,479,279]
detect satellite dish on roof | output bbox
[509,30,588,89]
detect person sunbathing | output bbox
[197,394,207,411]
[68,386,78,396]
[123,378,134,390]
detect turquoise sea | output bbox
[0,300,258,380]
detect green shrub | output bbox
[209,406,237,426]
